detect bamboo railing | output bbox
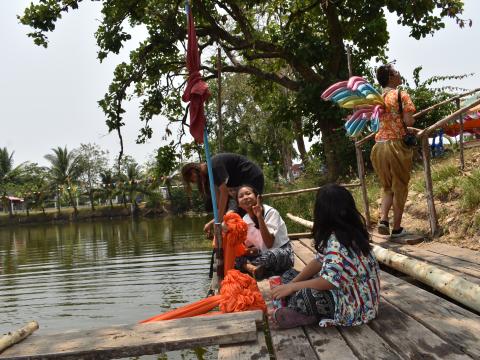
[354,89,480,237]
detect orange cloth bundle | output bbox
[139,270,266,323]
[222,212,248,274]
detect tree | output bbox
[12,163,50,216]
[20,1,469,179]
[0,148,25,216]
[44,147,82,215]
[150,143,179,200]
[76,143,109,211]
[99,170,116,209]
[121,162,143,215]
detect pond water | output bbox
[0,216,216,359]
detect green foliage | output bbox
[404,66,473,130]
[460,169,480,210]
[19,0,468,180]
[169,187,204,214]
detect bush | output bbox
[461,169,480,210]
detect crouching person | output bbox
[235,185,294,280]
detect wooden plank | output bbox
[218,330,269,360]
[421,243,480,265]
[338,325,402,360]
[257,281,318,360]
[381,271,480,359]
[371,231,424,245]
[0,312,262,360]
[368,300,472,360]
[288,232,313,240]
[304,325,358,360]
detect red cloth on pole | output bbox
[181,8,210,143]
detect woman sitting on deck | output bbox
[235,185,294,280]
[271,184,380,329]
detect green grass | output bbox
[460,169,480,210]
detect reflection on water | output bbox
[0,216,216,359]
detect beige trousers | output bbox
[370,140,413,213]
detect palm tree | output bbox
[44,147,82,215]
[0,148,25,216]
[122,163,143,216]
[99,170,116,209]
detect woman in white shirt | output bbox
[235,185,294,280]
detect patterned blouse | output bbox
[375,88,416,142]
[315,235,380,327]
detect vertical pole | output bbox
[203,129,224,283]
[217,47,223,152]
[456,98,465,170]
[346,45,353,78]
[421,135,439,237]
[355,144,370,227]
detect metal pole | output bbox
[203,129,224,282]
[217,47,223,152]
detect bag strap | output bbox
[397,88,409,133]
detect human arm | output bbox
[401,91,416,127]
[252,196,274,248]
[271,267,335,299]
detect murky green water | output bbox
[0,216,216,359]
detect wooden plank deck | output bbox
[256,239,480,360]
[0,311,263,360]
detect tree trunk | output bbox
[109,197,113,210]
[67,189,78,215]
[89,190,95,211]
[318,118,351,182]
[165,179,173,201]
[293,118,308,164]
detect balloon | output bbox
[331,89,353,102]
[347,76,365,89]
[321,81,348,99]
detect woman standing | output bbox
[371,64,416,238]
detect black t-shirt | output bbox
[211,153,263,189]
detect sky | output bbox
[1,1,479,167]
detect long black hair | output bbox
[312,184,370,256]
[237,185,262,228]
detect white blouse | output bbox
[243,205,290,253]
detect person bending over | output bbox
[181,153,264,235]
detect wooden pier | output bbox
[2,238,479,359]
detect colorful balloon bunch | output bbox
[321,76,384,137]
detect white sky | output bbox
[1,1,479,167]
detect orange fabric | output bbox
[375,89,416,141]
[220,269,267,313]
[222,213,248,274]
[139,269,266,323]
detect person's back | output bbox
[211,153,263,192]
[316,234,379,326]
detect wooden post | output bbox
[355,144,371,227]
[217,47,223,152]
[456,98,464,170]
[421,135,439,237]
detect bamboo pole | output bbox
[413,87,480,119]
[346,45,353,78]
[262,182,360,199]
[417,98,480,138]
[286,213,480,313]
[355,144,371,227]
[420,136,439,237]
[0,321,39,353]
[456,98,465,170]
